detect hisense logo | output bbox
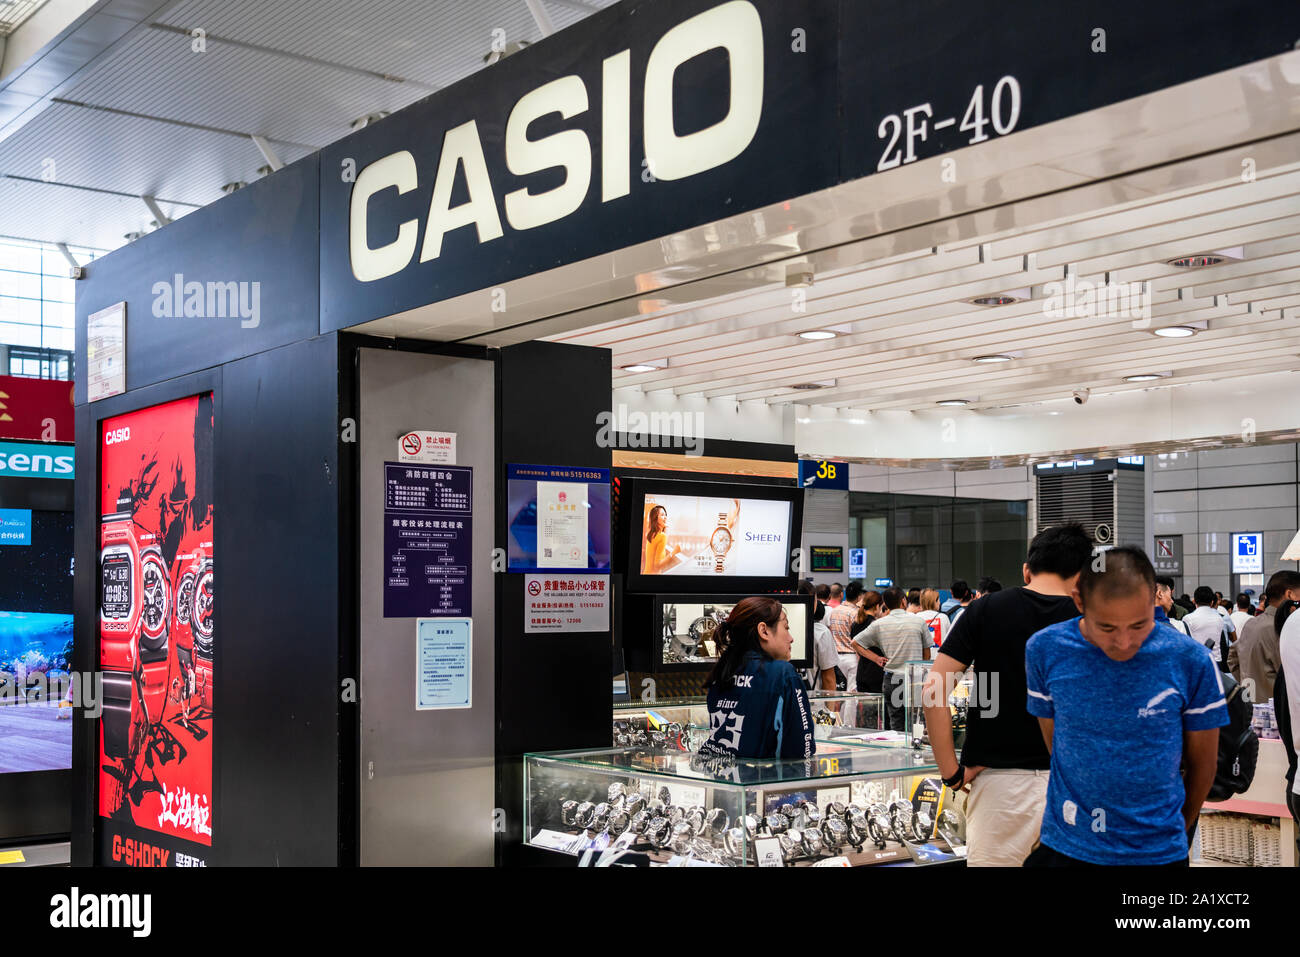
[49,887,151,937]
[151,273,261,328]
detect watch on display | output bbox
[646,798,666,818]
[624,792,646,817]
[560,800,579,827]
[657,786,672,805]
[937,808,966,849]
[765,813,788,836]
[591,802,611,832]
[911,807,934,843]
[665,804,685,826]
[828,801,847,818]
[723,827,747,860]
[645,816,672,849]
[574,802,596,830]
[703,807,730,836]
[741,814,760,838]
[669,820,697,854]
[802,828,825,858]
[813,708,837,726]
[801,803,822,827]
[685,806,706,832]
[866,804,892,849]
[628,809,650,834]
[821,816,848,851]
[710,512,733,573]
[888,800,914,845]
[778,830,802,862]
[607,782,626,804]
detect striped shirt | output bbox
[855,609,929,672]
[826,601,861,655]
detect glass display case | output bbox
[903,660,975,752]
[524,744,967,866]
[612,692,884,752]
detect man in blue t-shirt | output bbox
[1024,546,1227,866]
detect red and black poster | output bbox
[98,393,214,866]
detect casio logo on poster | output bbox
[349,0,764,282]
[105,427,131,445]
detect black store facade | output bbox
[65,0,1300,865]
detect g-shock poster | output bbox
[639,493,792,577]
[98,393,214,864]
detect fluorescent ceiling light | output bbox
[972,354,1014,363]
[936,399,969,407]
[798,330,837,341]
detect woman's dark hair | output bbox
[1275,599,1299,637]
[645,505,666,544]
[797,580,825,623]
[705,596,785,688]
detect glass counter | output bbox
[524,743,966,867]
[903,660,975,752]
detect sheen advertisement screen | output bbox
[98,393,214,865]
[639,493,792,578]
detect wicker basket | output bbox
[1250,818,1283,868]
[1199,812,1252,865]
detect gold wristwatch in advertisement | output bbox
[710,511,733,573]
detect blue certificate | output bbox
[416,617,472,710]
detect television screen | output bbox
[657,595,809,669]
[0,508,73,774]
[506,464,612,572]
[810,546,843,573]
[639,492,793,578]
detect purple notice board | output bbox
[383,462,473,618]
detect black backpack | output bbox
[1206,672,1259,801]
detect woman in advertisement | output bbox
[641,504,684,574]
[696,597,815,760]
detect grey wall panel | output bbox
[1198,507,1296,533]
[1198,445,1296,467]
[1198,484,1295,511]
[358,347,495,866]
[1154,489,1199,513]
[1194,462,1297,489]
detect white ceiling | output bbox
[0,0,616,249]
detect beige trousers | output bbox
[964,768,1050,866]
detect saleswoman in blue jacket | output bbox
[697,597,816,760]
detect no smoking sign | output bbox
[397,430,457,465]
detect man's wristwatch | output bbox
[710,512,733,573]
[942,765,966,789]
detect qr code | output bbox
[543,548,552,558]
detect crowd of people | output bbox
[695,522,1300,866]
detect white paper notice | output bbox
[524,574,609,634]
[398,430,456,465]
[415,617,471,710]
[86,302,126,403]
[754,837,784,867]
[537,480,588,567]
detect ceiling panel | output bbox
[0,174,195,250]
[0,100,308,207]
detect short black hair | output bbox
[1077,546,1155,606]
[950,580,971,602]
[1194,585,1216,607]
[844,581,864,603]
[906,588,921,606]
[978,577,1003,594]
[1025,523,1093,578]
[830,583,843,597]
[815,583,831,602]
[882,586,905,610]
[1264,570,1300,603]
[1236,593,1252,610]
[1154,575,1176,590]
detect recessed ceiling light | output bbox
[936,399,970,407]
[796,417,812,424]
[970,295,1019,306]
[1167,254,1224,269]
[790,382,826,391]
[1124,373,1171,383]
[1152,325,1197,338]
[621,364,658,373]
[798,330,837,341]
[972,354,1013,363]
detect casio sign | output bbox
[348,0,764,283]
[105,427,131,445]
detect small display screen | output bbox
[659,597,808,666]
[810,546,843,573]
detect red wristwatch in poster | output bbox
[99,520,171,756]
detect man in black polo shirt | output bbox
[922,523,1093,866]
